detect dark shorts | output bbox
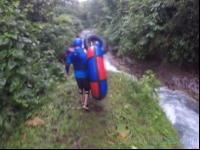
[76,76,90,91]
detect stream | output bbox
[103,52,199,149]
[78,30,199,149]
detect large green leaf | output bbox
[26,57,32,63]
[11,49,25,58]
[19,14,25,18]
[10,28,19,34]
[8,8,13,13]
[15,9,20,14]
[22,37,32,43]
[0,77,6,89]
[8,61,17,70]
[10,77,20,91]
[6,20,17,26]
[16,50,25,58]
[0,38,9,45]
[0,61,6,71]
[18,25,26,30]
[146,32,155,38]
[17,67,26,75]
[0,19,5,24]
[8,49,15,56]
[10,34,18,40]
[32,65,38,71]
[33,23,39,27]
[16,43,25,49]
[139,38,148,46]
[5,68,11,78]
[0,50,7,59]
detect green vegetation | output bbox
[0,71,183,149]
[89,0,199,70]
[0,0,82,137]
[1,0,196,148]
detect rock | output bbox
[125,57,134,65]
[170,76,199,102]
[125,68,131,73]
[118,58,126,66]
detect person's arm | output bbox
[65,62,69,73]
[65,49,69,63]
[66,53,72,75]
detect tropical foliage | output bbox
[95,0,199,70]
[0,0,81,137]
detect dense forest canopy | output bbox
[94,0,199,72]
[0,0,199,139]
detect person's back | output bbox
[70,48,88,79]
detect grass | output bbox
[0,70,183,149]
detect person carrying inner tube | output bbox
[65,44,74,77]
[66,38,90,110]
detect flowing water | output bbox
[78,30,199,149]
[103,52,199,149]
[158,87,199,149]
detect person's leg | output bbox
[76,78,84,105]
[79,89,84,104]
[82,76,91,108]
[84,91,89,107]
